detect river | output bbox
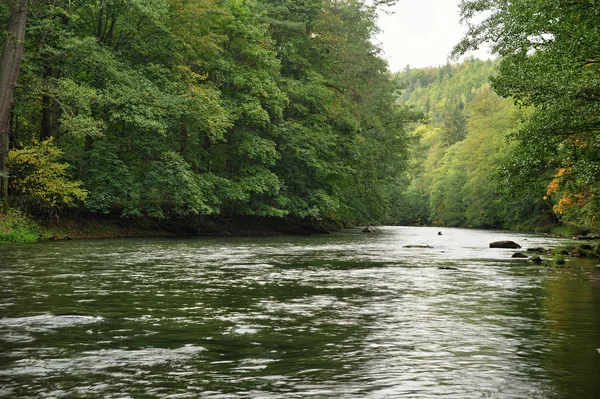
[1,226,599,398]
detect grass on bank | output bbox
[0,209,40,243]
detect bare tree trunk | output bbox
[0,0,28,212]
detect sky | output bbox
[376,0,492,72]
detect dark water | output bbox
[1,226,599,398]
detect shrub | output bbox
[8,140,87,214]
[0,209,39,243]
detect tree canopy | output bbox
[395,60,557,230]
[452,0,600,228]
[1,0,416,226]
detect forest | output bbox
[0,0,599,240]
[394,59,553,230]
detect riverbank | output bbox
[1,208,597,244]
[0,211,345,242]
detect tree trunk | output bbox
[0,0,28,212]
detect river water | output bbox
[0,226,599,398]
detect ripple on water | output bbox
[0,314,103,332]
[0,345,206,377]
[0,227,598,398]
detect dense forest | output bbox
[0,0,598,239]
[393,59,554,230]
[416,0,599,232]
[0,0,418,235]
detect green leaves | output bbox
[396,60,557,229]
[8,140,87,212]
[454,0,600,227]
[6,0,414,224]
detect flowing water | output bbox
[1,226,599,398]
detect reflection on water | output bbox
[1,226,599,398]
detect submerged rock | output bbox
[404,245,434,248]
[490,240,522,249]
[438,266,458,270]
[512,252,528,258]
[529,255,543,263]
[526,247,545,252]
[569,249,585,257]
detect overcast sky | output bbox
[376,0,492,72]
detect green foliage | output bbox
[454,0,600,228]
[8,140,87,213]
[440,100,468,146]
[397,58,497,124]
[4,0,412,225]
[396,60,556,230]
[0,208,39,243]
[553,253,566,266]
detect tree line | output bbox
[1,0,598,234]
[0,0,416,227]
[396,0,599,233]
[394,59,557,229]
[452,0,600,230]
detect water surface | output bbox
[1,226,599,398]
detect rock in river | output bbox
[526,247,546,252]
[512,252,528,258]
[490,240,522,249]
[362,225,381,233]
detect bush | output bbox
[8,140,87,214]
[0,209,39,243]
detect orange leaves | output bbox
[546,167,576,214]
[546,179,560,196]
[546,167,569,196]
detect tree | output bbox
[440,100,467,146]
[0,0,27,211]
[9,139,87,214]
[453,0,600,227]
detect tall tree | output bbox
[0,0,27,211]
[440,100,467,146]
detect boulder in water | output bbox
[526,247,545,252]
[362,225,381,233]
[569,249,584,257]
[490,240,521,249]
[512,252,528,258]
